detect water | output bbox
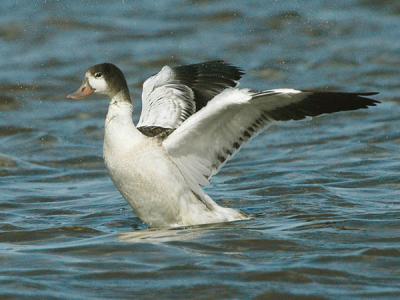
[1,0,400,299]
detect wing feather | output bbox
[163,88,379,190]
[137,61,244,137]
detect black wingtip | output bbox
[353,92,381,106]
[173,60,246,110]
[358,92,379,96]
[195,59,246,81]
[302,90,381,106]
[217,60,246,78]
[305,91,381,113]
[265,90,380,121]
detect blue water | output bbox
[1,1,399,299]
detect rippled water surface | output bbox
[1,0,400,299]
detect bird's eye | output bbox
[94,72,103,78]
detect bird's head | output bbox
[67,63,128,100]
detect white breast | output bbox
[103,101,247,227]
[103,102,189,226]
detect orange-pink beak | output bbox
[67,79,94,100]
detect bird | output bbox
[67,60,379,228]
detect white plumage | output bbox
[67,61,379,228]
[138,66,196,129]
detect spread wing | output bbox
[137,60,244,137]
[162,88,379,192]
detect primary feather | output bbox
[137,61,243,137]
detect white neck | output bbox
[104,94,143,155]
[106,90,136,126]
[106,99,133,125]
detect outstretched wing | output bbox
[163,88,379,190]
[137,61,244,137]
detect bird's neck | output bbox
[104,92,144,157]
[106,99,133,124]
[105,89,138,133]
[106,89,136,125]
[110,89,132,106]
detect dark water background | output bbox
[1,0,400,299]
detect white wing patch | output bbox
[163,88,267,190]
[138,66,196,129]
[162,88,378,192]
[137,61,245,136]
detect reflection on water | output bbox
[119,225,211,244]
[1,0,400,299]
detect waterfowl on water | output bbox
[67,60,379,228]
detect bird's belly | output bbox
[104,146,191,227]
